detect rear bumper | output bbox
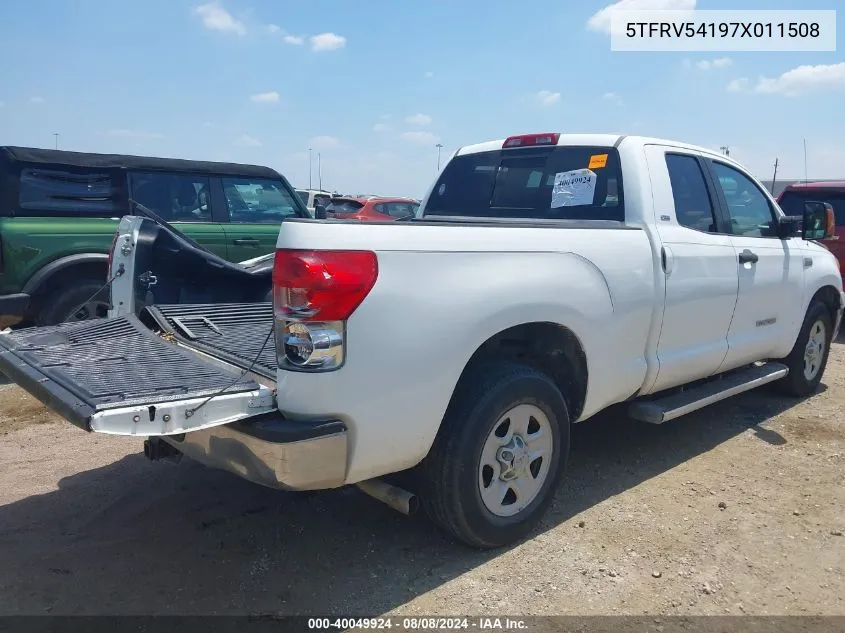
[162,412,348,491]
[0,292,31,318]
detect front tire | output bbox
[417,362,570,549]
[775,300,833,397]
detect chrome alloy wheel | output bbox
[803,319,827,381]
[478,404,553,517]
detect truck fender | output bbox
[21,253,109,298]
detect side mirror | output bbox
[777,215,800,239]
[314,201,328,220]
[803,201,836,240]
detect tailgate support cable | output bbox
[61,264,125,324]
[183,324,274,419]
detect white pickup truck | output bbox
[1,133,842,549]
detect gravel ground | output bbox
[0,337,842,616]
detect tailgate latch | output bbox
[139,271,158,288]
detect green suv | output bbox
[0,146,309,327]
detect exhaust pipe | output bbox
[356,478,419,516]
[143,437,182,463]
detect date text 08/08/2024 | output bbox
[307,618,529,630]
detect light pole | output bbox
[803,138,808,182]
[318,153,322,190]
[435,143,444,171]
[308,147,313,189]
[53,133,59,150]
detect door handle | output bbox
[661,245,674,275]
[233,238,260,246]
[738,249,758,264]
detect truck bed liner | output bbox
[143,303,277,379]
[0,315,261,430]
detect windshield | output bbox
[423,146,624,221]
[295,190,309,205]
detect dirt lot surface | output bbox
[0,339,843,617]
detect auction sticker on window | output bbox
[588,153,608,169]
[551,169,597,208]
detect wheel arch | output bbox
[448,321,589,424]
[22,253,109,316]
[809,284,842,328]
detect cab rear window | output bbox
[327,199,363,214]
[424,146,624,221]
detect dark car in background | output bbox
[777,182,844,280]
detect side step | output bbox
[628,362,789,424]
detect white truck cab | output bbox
[1,133,841,549]
[295,189,333,216]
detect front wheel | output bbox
[775,300,833,397]
[417,362,570,549]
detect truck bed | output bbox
[143,303,276,380]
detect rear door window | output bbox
[383,202,419,218]
[130,173,212,222]
[664,154,718,233]
[424,146,624,221]
[19,168,120,215]
[779,190,845,226]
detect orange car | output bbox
[325,196,419,221]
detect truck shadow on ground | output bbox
[0,385,827,615]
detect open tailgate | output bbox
[0,311,275,436]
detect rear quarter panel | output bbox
[0,217,118,294]
[274,221,656,484]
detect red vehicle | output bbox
[777,182,844,280]
[325,196,420,221]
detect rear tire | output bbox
[417,361,570,549]
[36,280,111,326]
[774,300,832,397]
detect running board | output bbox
[628,363,789,424]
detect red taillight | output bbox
[107,231,119,278]
[272,249,378,322]
[503,133,560,148]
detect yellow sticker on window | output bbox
[588,153,608,169]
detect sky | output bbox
[1,0,843,198]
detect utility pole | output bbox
[771,158,779,194]
[53,133,59,150]
[318,153,322,190]
[803,139,808,182]
[308,147,312,190]
[719,145,730,157]
[435,143,444,171]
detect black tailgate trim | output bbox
[0,348,96,429]
[143,303,277,379]
[0,315,260,431]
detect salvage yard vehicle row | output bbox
[0,133,841,549]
